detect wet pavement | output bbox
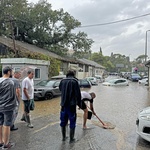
[10,81,150,150]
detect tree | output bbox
[0,0,94,57]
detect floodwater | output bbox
[16,81,150,150]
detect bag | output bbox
[30,99,35,111]
[87,111,92,120]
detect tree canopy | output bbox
[0,0,93,56]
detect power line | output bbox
[78,12,150,28]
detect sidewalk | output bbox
[10,113,116,150]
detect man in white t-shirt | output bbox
[21,70,34,128]
[81,91,96,129]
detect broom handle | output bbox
[86,104,105,126]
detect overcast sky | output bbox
[28,0,150,61]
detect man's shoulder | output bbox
[61,77,78,83]
[22,77,29,82]
[11,77,19,82]
[0,78,14,85]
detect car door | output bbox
[115,79,126,85]
[53,81,61,95]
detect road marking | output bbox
[33,121,59,134]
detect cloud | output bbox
[29,0,150,60]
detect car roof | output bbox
[51,75,66,79]
[109,78,126,82]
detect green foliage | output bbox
[0,0,93,57]
[91,51,132,72]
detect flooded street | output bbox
[15,81,150,150]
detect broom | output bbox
[86,104,115,129]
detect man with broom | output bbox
[80,91,96,129]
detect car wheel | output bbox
[45,92,53,100]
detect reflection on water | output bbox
[32,97,61,119]
[18,83,150,124]
[17,82,150,149]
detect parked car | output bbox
[34,80,61,100]
[136,107,150,142]
[78,79,92,88]
[128,73,142,82]
[123,72,131,79]
[51,75,66,80]
[85,77,98,85]
[102,78,129,86]
[138,78,148,85]
[104,76,119,82]
[95,75,103,83]
[142,75,148,79]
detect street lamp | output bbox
[145,30,150,62]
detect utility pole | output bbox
[145,30,150,62]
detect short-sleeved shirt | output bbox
[81,91,93,103]
[22,77,34,100]
[11,77,21,102]
[0,77,16,112]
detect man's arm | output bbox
[23,88,30,100]
[74,81,81,108]
[90,103,96,115]
[16,87,21,101]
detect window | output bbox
[85,66,88,72]
[35,68,40,79]
[54,81,60,87]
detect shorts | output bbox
[80,101,87,110]
[23,100,31,113]
[0,111,14,126]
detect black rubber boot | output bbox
[70,128,76,143]
[61,127,66,141]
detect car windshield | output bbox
[108,79,117,83]
[132,74,140,77]
[36,80,55,87]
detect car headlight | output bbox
[140,115,150,120]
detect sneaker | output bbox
[2,142,15,149]
[27,123,34,128]
[0,143,3,148]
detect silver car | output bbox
[34,80,61,100]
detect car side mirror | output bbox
[53,85,58,88]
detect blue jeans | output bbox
[60,106,76,129]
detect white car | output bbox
[102,78,129,86]
[95,75,103,83]
[138,78,148,85]
[136,107,150,142]
[104,76,119,82]
[85,77,98,85]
